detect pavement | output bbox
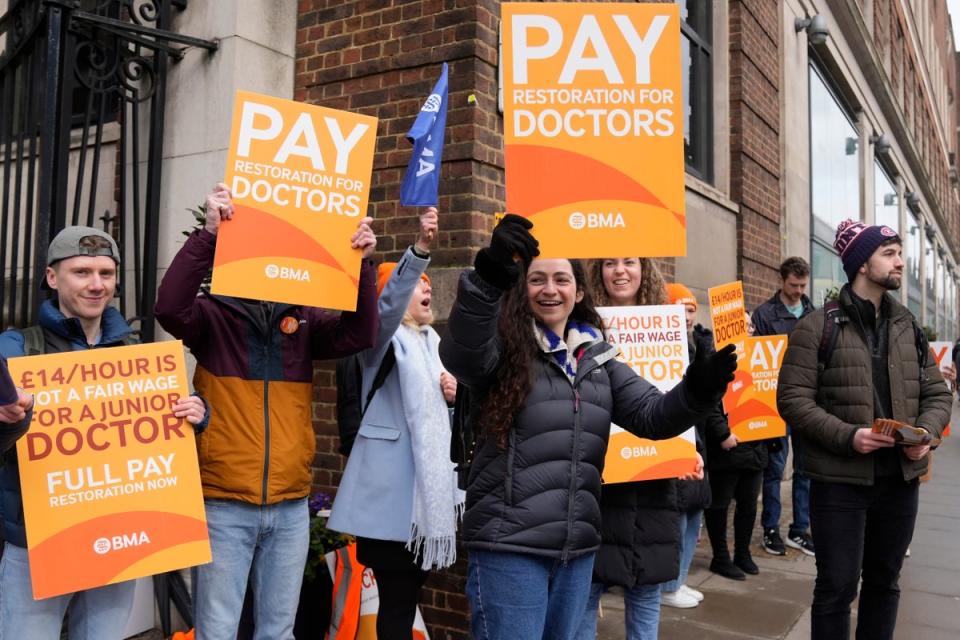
[596,410,960,640]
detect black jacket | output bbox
[691,325,769,472]
[439,270,712,561]
[751,291,815,338]
[592,480,680,587]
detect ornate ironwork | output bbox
[0,0,216,338]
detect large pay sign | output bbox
[214,91,377,311]
[501,3,685,258]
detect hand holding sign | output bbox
[0,388,33,424]
[204,183,234,235]
[685,342,737,404]
[350,217,377,259]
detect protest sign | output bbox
[709,281,747,353]
[8,342,210,599]
[599,305,697,483]
[723,335,787,442]
[929,341,953,437]
[501,3,685,258]
[214,91,378,310]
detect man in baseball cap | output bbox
[0,226,209,636]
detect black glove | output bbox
[474,214,540,290]
[684,342,737,405]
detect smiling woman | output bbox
[438,215,737,639]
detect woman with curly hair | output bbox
[439,216,737,640]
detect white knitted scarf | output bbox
[393,323,465,570]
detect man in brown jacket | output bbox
[777,219,951,640]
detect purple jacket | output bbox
[155,228,378,504]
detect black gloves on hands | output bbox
[474,214,540,290]
[684,342,737,405]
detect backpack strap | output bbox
[360,343,396,419]
[816,300,846,375]
[19,326,46,356]
[911,320,930,381]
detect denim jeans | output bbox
[193,497,309,640]
[466,549,595,640]
[0,542,135,639]
[809,478,918,640]
[575,581,662,640]
[761,430,811,534]
[662,509,702,592]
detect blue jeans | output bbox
[575,581,661,640]
[193,498,309,640]
[662,509,702,593]
[0,542,135,638]
[761,431,810,534]
[466,549,595,640]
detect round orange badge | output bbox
[279,316,300,335]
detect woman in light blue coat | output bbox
[328,207,462,640]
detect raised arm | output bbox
[439,214,540,388]
[361,208,436,367]
[155,185,233,347]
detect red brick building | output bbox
[291,1,960,636]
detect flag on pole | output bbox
[400,63,448,206]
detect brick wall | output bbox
[297,1,502,635]
[729,0,781,309]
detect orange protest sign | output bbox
[214,91,378,310]
[7,342,210,599]
[709,281,747,352]
[929,341,953,437]
[599,306,697,483]
[501,3,685,258]
[723,336,787,443]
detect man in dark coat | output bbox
[752,257,816,557]
[778,220,951,640]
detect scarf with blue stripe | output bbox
[535,320,602,383]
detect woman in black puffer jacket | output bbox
[439,216,737,640]
[702,314,768,581]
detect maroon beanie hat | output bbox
[833,219,901,281]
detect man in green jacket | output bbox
[777,219,951,640]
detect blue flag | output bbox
[400,63,448,206]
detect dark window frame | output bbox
[680,1,713,183]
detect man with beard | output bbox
[777,219,951,640]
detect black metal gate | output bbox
[0,0,216,340]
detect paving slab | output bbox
[594,408,960,639]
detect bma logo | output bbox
[264,264,311,282]
[620,445,658,460]
[421,93,442,113]
[568,212,626,230]
[93,531,151,555]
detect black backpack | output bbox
[449,384,477,491]
[816,300,929,379]
[335,345,396,456]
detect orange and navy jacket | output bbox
[155,228,378,504]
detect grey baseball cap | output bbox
[46,226,121,266]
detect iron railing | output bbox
[0,0,216,340]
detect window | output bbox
[905,210,922,316]
[874,163,898,232]
[679,0,712,182]
[809,64,860,305]
[924,239,936,328]
[936,254,946,337]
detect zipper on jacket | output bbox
[261,341,271,504]
[562,387,582,565]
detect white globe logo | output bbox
[93,538,111,555]
[569,212,586,230]
[265,264,280,279]
[621,446,633,460]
